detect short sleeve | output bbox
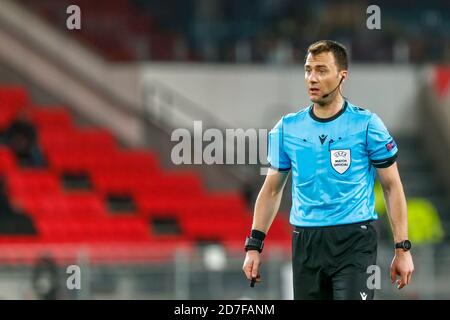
[267,117,291,171]
[367,113,398,168]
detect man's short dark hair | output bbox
[306,40,348,71]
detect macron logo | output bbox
[360,292,368,300]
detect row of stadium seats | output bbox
[35,217,151,242]
[20,0,175,61]
[6,168,204,198]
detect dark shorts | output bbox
[292,220,377,300]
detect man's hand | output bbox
[242,250,262,285]
[390,250,414,289]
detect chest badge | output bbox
[330,149,351,174]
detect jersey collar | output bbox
[309,100,348,123]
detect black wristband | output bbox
[250,229,266,241]
[245,237,264,253]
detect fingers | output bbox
[250,274,261,287]
[394,273,414,289]
[251,260,260,279]
[397,279,405,289]
[248,259,262,285]
[407,271,412,285]
[390,266,397,284]
[396,271,412,289]
[391,254,414,289]
[391,264,406,289]
[242,253,261,282]
[400,272,408,288]
[243,262,253,281]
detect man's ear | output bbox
[341,70,348,82]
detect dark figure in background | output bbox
[2,109,45,167]
[0,176,36,235]
[32,254,60,300]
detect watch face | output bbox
[403,240,412,250]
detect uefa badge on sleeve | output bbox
[330,149,351,174]
[385,139,396,152]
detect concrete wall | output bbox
[140,63,420,134]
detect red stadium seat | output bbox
[137,170,204,196]
[30,107,73,130]
[0,147,16,174]
[0,87,29,110]
[6,169,61,198]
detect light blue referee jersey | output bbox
[267,100,398,227]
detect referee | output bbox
[242,40,414,300]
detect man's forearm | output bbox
[383,183,409,243]
[251,187,283,234]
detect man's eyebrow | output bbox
[304,64,329,69]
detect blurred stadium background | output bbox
[0,0,448,299]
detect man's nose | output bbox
[307,72,318,83]
[308,76,318,84]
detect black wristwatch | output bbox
[245,236,264,253]
[395,240,412,251]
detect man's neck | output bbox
[313,96,345,119]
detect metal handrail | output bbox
[142,80,262,186]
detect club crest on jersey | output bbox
[330,149,351,174]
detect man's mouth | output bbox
[309,88,320,95]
